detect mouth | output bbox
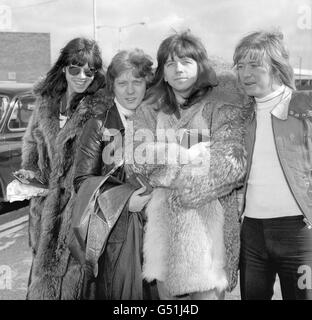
[125,97,137,103]
[244,82,256,86]
[74,80,88,86]
[175,77,188,81]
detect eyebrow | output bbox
[166,56,192,63]
[237,59,260,64]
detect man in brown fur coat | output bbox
[22,87,107,299]
[20,37,106,299]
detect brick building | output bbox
[0,32,51,83]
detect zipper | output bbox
[239,109,256,219]
[271,115,312,229]
[246,111,257,185]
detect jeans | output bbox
[240,215,312,300]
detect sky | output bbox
[1,0,312,70]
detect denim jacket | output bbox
[240,90,312,227]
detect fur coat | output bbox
[21,85,107,300]
[127,72,252,296]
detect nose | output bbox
[126,83,135,94]
[241,65,252,78]
[175,61,183,73]
[79,69,87,79]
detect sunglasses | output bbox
[67,65,96,78]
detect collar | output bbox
[114,98,134,128]
[270,86,293,120]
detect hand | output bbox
[128,186,152,212]
[188,142,211,164]
[14,169,36,180]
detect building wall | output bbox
[0,32,50,83]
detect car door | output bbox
[0,95,10,201]
[6,94,35,174]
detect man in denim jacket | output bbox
[234,30,312,300]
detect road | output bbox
[0,205,282,300]
[0,205,31,300]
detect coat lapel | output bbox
[37,97,60,163]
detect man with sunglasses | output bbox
[62,64,97,118]
[18,37,106,300]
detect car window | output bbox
[0,96,9,124]
[8,95,35,131]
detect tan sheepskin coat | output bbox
[127,72,252,296]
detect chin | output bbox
[75,86,89,93]
[123,101,139,110]
[244,88,257,97]
[125,104,139,110]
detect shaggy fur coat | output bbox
[21,85,107,300]
[127,72,252,296]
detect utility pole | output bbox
[93,0,97,41]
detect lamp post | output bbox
[97,21,146,50]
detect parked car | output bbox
[0,82,35,212]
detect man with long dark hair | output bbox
[20,37,106,299]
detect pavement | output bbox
[0,206,31,300]
[0,205,282,300]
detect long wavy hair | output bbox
[233,30,295,91]
[35,37,106,111]
[145,31,218,115]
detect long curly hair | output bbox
[35,37,106,111]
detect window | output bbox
[8,95,35,131]
[295,79,312,90]
[0,96,9,124]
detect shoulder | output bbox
[209,71,248,106]
[202,71,251,121]
[288,90,312,119]
[31,94,56,125]
[135,98,159,117]
[86,106,111,128]
[83,88,112,116]
[81,115,106,140]
[131,98,160,127]
[32,76,46,96]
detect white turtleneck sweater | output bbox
[244,85,302,219]
[114,98,134,128]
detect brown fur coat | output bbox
[22,86,107,299]
[127,72,252,295]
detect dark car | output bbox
[0,82,35,211]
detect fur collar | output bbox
[34,88,108,178]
